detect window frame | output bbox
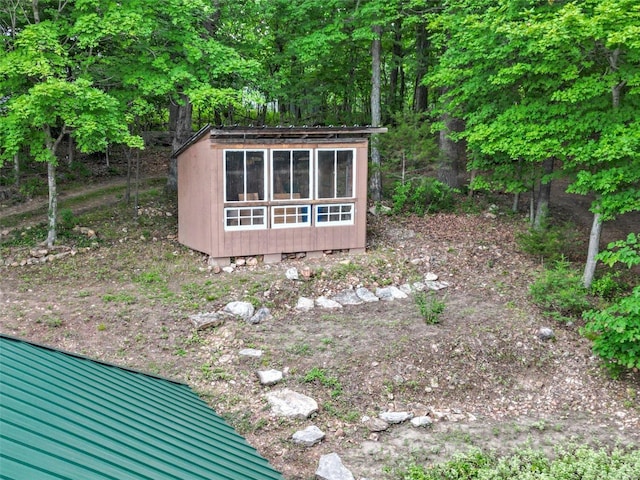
[223,206,267,231]
[271,204,311,229]
[222,149,267,203]
[270,149,313,202]
[315,148,356,200]
[315,203,355,227]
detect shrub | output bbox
[399,444,640,479]
[415,291,446,324]
[516,222,581,263]
[392,177,457,216]
[529,259,591,323]
[582,233,640,373]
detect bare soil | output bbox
[1,153,638,479]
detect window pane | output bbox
[292,151,310,199]
[317,151,335,198]
[225,151,244,202]
[336,150,353,198]
[272,151,291,198]
[246,151,265,200]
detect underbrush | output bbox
[398,444,640,480]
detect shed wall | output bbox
[179,137,369,259]
[177,136,214,254]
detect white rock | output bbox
[412,282,426,292]
[379,411,413,424]
[239,348,263,358]
[355,287,379,303]
[316,453,354,480]
[424,272,439,281]
[286,267,299,280]
[292,425,325,446]
[332,289,364,306]
[316,296,343,309]
[296,297,315,312]
[223,301,255,321]
[387,285,408,299]
[375,287,395,301]
[410,416,433,428]
[265,389,318,419]
[257,369,283,385]
[425,280,450,291]
[399,283,413,295]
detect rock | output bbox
[315,453,354,480]
[292,425,325,446]
[538,327,555,341]
[266,389,318,419]
[425,280,450,291]
[189,311,229,330]
[246,257,259,266]
[296,297,315,312]
[316,296,343,309]
[239,348,263,358]
[249,307,272,324]
[379,411,413,424]
[376,285,407,300]
[375,287,395,301]
[235,257,246,266]
[424,272,439,281]
[286,267,299,280]
[257,369,283,386]
[368,204,392,216]
[355,287,379,303]
[223,301,255,321]
[412,282,426,292]
[363,417,389,432]
[300,265,313,280]
[332,289,364,306]
[399,284,412,295]
[410,416,433,428]
[222,266,235,273]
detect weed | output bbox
[415,291,445,324]
[97,323,107,331]
[174,347,187,357]
[529,259,591,322]
[304,367,342,397]
[287,342,311,356]
[102,292,137,304]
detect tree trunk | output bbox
[413,23,429,113]
[167,94,193,193]
[583,212,602,288]
[369,24,382,203]
[43,125,66,247]
[533,157,554,230]
[67,134,74,166]
[388,19,404,120]
[437,109,465,189]
[46,160,57,248]
[14,153,20,187]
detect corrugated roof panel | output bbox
[0,335,284,480]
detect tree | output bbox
[0,2,142,246]
[428,0,640,276]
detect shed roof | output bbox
[0,334,284,480]
[172,124,387,157]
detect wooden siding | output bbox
[177,137,369,259]
[177,135,214,254]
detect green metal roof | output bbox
[0,334,284,480]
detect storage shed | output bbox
[174,126,386,263]
[0,334,284,480]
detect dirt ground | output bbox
[1,153,639,479]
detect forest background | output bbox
[1,1,639,374]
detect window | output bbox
[224,207,266,230]
[224,150,266,202]
[272,150,311,200]
[316,204,354,226]
[317,149,354,199]
[272,205,310,228]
